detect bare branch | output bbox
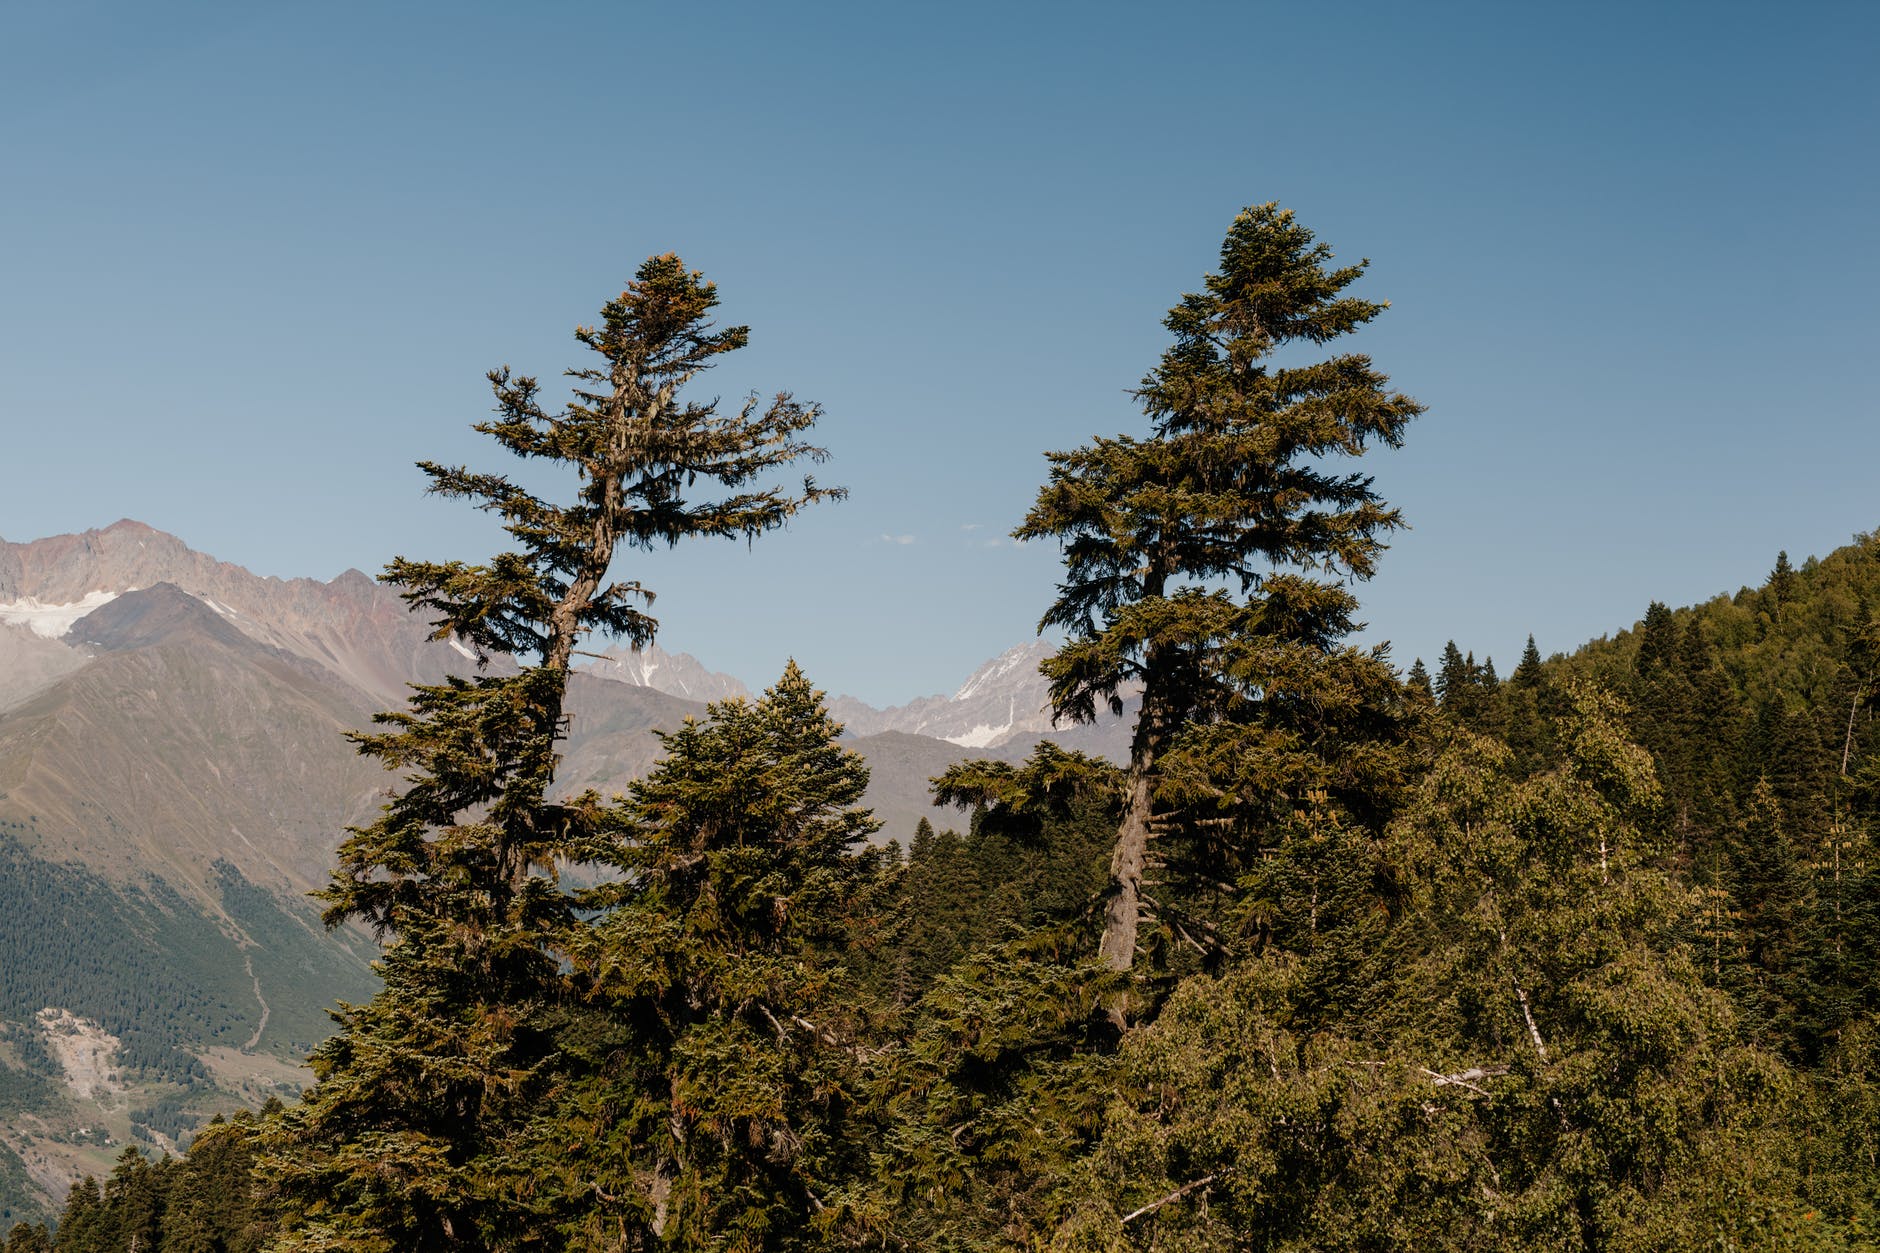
[1123,1173,1221,1225]
[1421,1065,1510,1098]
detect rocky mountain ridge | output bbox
[0,519,472,709]
[589,640,1135,758]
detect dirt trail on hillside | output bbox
[242,954,270,1051]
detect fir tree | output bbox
[1629,602,1697,819]
[4,1223,49,1253]
[1015,203,1422,1017]
[163,1111,269,1253]
[533,664,880,1248]
[1769,549,1798,623]
[1795,816,1878,1062]
[1749,699,1831,835]
[1511,634,1543,689]
[53,1178,101,1253]
[1500,636,1551,773]
[263,256,839,1251]
[1724,779,1807,1046]
[98,1148,160,1253]
[1677,616,1741,839]
[1634,600,1679,677]
[1435,641,1469,708]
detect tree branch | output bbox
[1123,1173,1221,1225]
[1421,1065,1510,1097]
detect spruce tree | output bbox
[1633,601,1679,677]
[4,1223,49,1253]
[97,1148,160,1253]
[1725,779,1807,1046]
[1630,602,1697,819]
[1511,634,1543,689]
[53,1178,101,1253]
[1501,636,1551,773]
[1434,641,1469,708]
[1677,617,1740,839]
[1016,204,1422,1015]
[1769,550,1798,623]
[529,664,880,1248]
[263,256,839,1251]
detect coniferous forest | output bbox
[20,205,1880,1251]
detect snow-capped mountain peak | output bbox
[952,639,1055,703]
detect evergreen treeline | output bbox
[30,1108,274,1253]
[44,209,1880,1250]
[1425,537,1880,1071]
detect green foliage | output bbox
[5,1221,51,1253]
[1472,530,1880,1065]
[1024,203,1421,723]
[1513,636,1544,690]
[0,1141,51,1235]
[212,862,378,1057]
[1721,781,1809,1046]
[0,1059,54,1120]
[531,665,881,1250]
[1059,689,1867,1250]
[860,943,1124,1250]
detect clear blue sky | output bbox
[3,1,1875,705]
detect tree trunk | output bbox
[1097,676,1168,1028]
[1098,766,1155,979]
[1843,685,1864,776]
[1095,563,1172,1028]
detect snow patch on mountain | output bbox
[583,643,752,703]
[949,719,1015,749]
[0,590,123,638]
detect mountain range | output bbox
[0,520,1127,1218]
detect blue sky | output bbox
[3,2,1875,705]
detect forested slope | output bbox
[1430,532,1880,1067]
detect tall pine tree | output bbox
[1016,204,1422,1019]
[263,256,839,1251]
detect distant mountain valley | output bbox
[0,520,1127,1221]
